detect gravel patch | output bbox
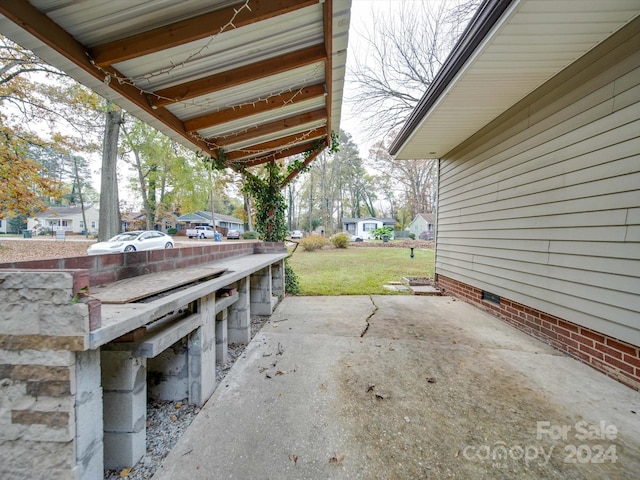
[104,315,270,480]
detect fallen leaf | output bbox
[174,402,182,409]
[392,336,399,340]
[119,467,132,477]
[258,367,267,373]
[388,345,395,351]
[329,453,346,464]
[455,450,460,458]
[169,415,176,422]
[367,383,375,392]
[289,453,298,464]
[275,370,287,375]
[265,373,272,379]
[426,377,437,384]
[375,393,385,400]
[452,340,457,345]
[346,363,352,368]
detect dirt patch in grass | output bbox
[0,238,95,263]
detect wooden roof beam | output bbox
[323,0,333,146]
[150,44,326,108]
[224,127,327,162]
[89,0,319,67]
[184,83,326,133]
[211,108,327,147]
[232,142,319,168]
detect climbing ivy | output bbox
[206,133,340,294]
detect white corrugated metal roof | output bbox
[391,0,640,159]
[0,0,351,169]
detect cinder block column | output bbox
[216,308,228,365]
[250,266,273,316]
[147,340,189,401]
[228,277,250,345]
[101,351,146,470]
[0,270,101,480]
[272,259,284,298]
[75,349,104,479]
[189,292,217,405]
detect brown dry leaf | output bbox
[119,467,132,477]
[329,453,345,464]
[392,336,399,340]
[289,453,298,464]
[375,393,385,400]
[452,340,457,345]
[426,377,437,384]
[346,363,352,368]
[174,402,182,409]
[366,383,375,392]
[275,370,287,375]
[169,415,176,422]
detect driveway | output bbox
[153,296,640,480]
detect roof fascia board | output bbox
[388,0,515,156]
[89,0,318,67]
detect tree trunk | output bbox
[98,105,122,241]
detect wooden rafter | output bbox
[150,44,326,108]
[233,142,320,168]
[89,0,318,67]
[225,127,327,162]
[212,109,327,147]
[282,146,324,186]
[184,83,326,133]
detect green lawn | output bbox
[287,246,434,295]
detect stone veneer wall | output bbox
[436,274,640,391]
[0,241,287,479]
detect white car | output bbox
[87,230,174,255]
[291,230,303,239]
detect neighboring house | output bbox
[342,217,396,240]
[27,205,100,234]
[177,210,244,235]
[0,218,8,234]
[390,1,640,389]
[121,212,178,233]
[408,213,434,238]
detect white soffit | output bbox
[393,0,640,160]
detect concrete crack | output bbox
[360,295,379,337]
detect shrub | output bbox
[408,233,415,240]
[284,258,300,295]
[300,235,327,251]
[167,227,178,235]
[242,231,258,239]
[331,232,349,248]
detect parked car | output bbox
[290,230,303,239]
[87,230,174,255]
[226,230,241,240]
[349,234,363,242]
[186,225,216,239]
[419,231,434,241]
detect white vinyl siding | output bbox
[436,26,640,346]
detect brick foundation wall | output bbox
[436,275,640,391]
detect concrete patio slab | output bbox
[152,296,640,480]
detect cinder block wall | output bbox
[436,275,640,391]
